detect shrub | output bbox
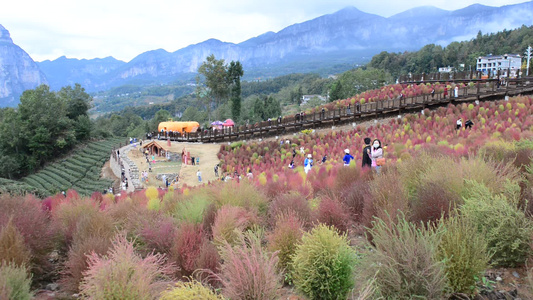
[0,263,32,300]
[61,235,113,293]
[0,195,52,274]
[365,170,408,228]
[137,213,177,255]
[210,181,269,216]
[52,196,100,250]
[193,240,220,284]
[359,213,447,299]
[461,156,520,198]
[171,223,206,277]
[268,192,313,229]
[267,212,304,283]
[0,219,32,268]
[336,174,371,222]
[212,205,259,248]
[160,280,223,300]
[316,196,351,233]
[438,215,490,295]
[79,233,174,299]
[201,203,218,238]
[213,232,282,300]
[292,224,357,300]
[411,182,459,224]
[173,193,211,224]
[60,205,116,292]
[461,182,533,267]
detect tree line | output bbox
[0,84,92,179]
[368,25,533,78]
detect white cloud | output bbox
[0,0,527,62]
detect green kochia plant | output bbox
[438,215,491,295]
[292,224,357,300]
[461,181,533,267]
[358,213,448,299]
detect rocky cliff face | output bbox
[0,25,47,107]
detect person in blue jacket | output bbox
[343,149,354,166]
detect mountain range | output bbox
[2,1,533,107]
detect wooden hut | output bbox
[142,140,171,157]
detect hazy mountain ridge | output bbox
[1,1,533,106]
[38,1,531,92]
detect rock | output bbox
[0,24,48,107]
[46,283,59,291]
[512,271,520,278]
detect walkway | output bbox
[154,77,533,143]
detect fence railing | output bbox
[150,77,533,143]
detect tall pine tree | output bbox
[228,61,244,121]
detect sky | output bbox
[0,0,528,62]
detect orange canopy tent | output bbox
[158,121,200,133]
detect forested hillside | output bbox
[368,25,533,77]
[0,84,93,179]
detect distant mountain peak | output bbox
[0,24,13,43]
[390,5,449,19]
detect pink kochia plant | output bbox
[219,97,533,185]
[79,233,174,299]
[209,232,283,300]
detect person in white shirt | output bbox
[304,154,313,174]
[197,170,202,182]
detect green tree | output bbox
[151,109,171,131]
[197,54,229,119]
[58,83,92,120]
[75,115,92,141]
[253,95,281,120]
[18,85,75,170]
[227,61,244,121]
[329,81,343,102]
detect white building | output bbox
[477,54,521,77]
[301,95,326,105]
[438,66,454,73]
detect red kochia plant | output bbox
[79,233,174,299]
[0,218,32,268]
[60,211,116,293]
[317,196,351,233]
[171,222,206,277]
[268,192,313,229]
[411,183,458,225]
[138,213,177,255]
[335,168,373,221]
[61,235,113,293]
[193,240,220,285]
[52,196,100,251]
[0,194,53,274]
[209,233,283,300]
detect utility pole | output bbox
[525,45,532,76]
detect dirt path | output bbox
[126,141,221,189]
[174,142,221,188]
